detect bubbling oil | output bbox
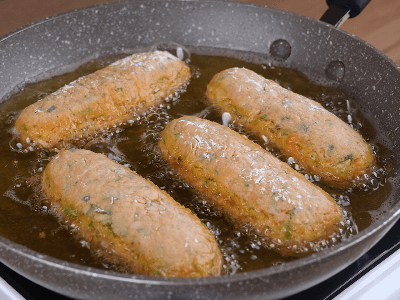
[0,49,394,275]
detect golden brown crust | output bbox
[41,149,222,277]
[205,68,375,188]
[159,116,343,256]
[16,51,191,149]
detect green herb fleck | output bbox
[205,178,214,184]
[64,207,78,219]
[47,105,57,113]
[327,145,335,154]
[344,154,353,160]
[105,222,116,237]
[215,74,227,83]
[89,221,94,228]
[281,116,291,121]
[137,227,151,237]
[339,153,354,164]
[115,87,123,92]
[260,114,268,120]
[90,204,108,214]
[199,153,211,160]
[298,123,309,133]
[285,208,296,240]
[157,76,168,82]
[175,131,181,142]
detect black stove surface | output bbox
[1,218,400,300]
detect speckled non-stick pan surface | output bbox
[0,1,399,299]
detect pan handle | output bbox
[320,0,371,28]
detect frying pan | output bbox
[0,0,400,299]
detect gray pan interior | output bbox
[1,1,400,299]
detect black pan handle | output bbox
[320,0,371,27]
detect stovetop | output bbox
[1,218,399,300]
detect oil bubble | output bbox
[148,41,191,62]
[84,139,128,165]
[9,137,35,154]
[222,112,232,127]
[195,106,221,123]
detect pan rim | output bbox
[0,204,399,287]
